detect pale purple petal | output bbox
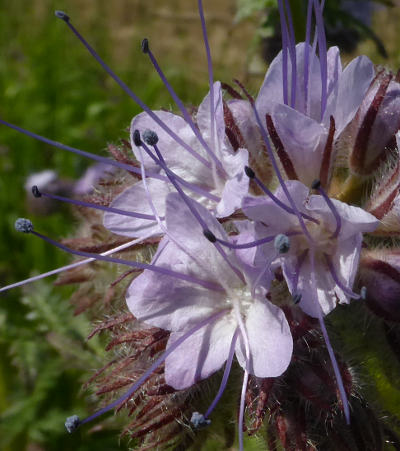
[332,233,363,304]
[103,178,172,238]
[271,104,328,186]
[216,148,249,217]
[164,317,236,389]
[306,195,379,240]
[331,55,375,136]
[130,111,212,185]
[235,298,293,377]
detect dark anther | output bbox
[55,11,70,22]
[311,179,321,190]
[65,415,81,433]
[292,293,302,304]
[31,185,42,198]
[14,218,33,234]
[133,129,142,147]
[203,229,217,243]
[190,412,211,429]
[244,166,255,179]
[141,38,150,54]
[360,286,367,300]
[142,129,159,146]
[274,234,290,254]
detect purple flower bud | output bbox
[359,249,400,322]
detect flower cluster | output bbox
[2,1,400,449]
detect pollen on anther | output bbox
[31,185,42,198]
[142,129,159,146]
[133,129,142,147]
[311,179,321,190]
[15,218,33,234]
[360,286,367,300]
[141,38,149,54]
[244,166,255,179]
[55,10,70,22]
[65,415,81,433]
[274,234,290,254]
[292,293,302,304]
[203,229,217,243]
[190,412,211,428]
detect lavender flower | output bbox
[2,1,400,450]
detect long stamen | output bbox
[291,249,308,303]
[0,235,152,294]
[204,228,301,250]
[32,186,157,221]
[312,179,341,238]
[324,254,361,300]
[54,11,213,171]
[142,40,225,175]
[0,118,162,180]
[132,130,220,203]
[309,250,350,425]
[283,0,297,108]
[204,329,239,418]
[236,86,314,242]
[15,219,222,292]
[304,0,313,112]
[65,309,228,431]
[197,0,216,152]
[313,0,328,120]
[277,0,289,105]
[139,132,245,284]
[244,166,319,224]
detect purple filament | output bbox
[39,190,157,221]
[318,314,351,425]
[216,231,301,250]
[0,118,162,180]
[30,230,223,292]
[315,184,342,238]
[238,367,249,451]
[78,309,228,427]
[309,251,350,425]
[324,254,360,299]
[0,237,146,293]
[313,0,328,120]
[283,0,297,108]
[141,139,245,284]
[146,46,225,175]
[245,99,314,242]
[277,0,289,105]
[304,0,313,111]
[197,0,216,154]
[253,174,319,224]
[58,16,213,171]
[204,329,239,419]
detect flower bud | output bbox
[359,249,400,322]
[347,70,400,177]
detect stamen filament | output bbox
[0,118,161,180]
[239,92,314,241]
[277,0,289,105]
[145,43,225,175]
[245,167,319,224]
[212,231,301,250]
[304,0,313,111]
[35,188,157,221]
[312,180,342,238]
[282,0,297,108]
[324,254,360,299]
[29,229,223,292]
[56,13,213,171]
[205,329,239,418]
[310,250,350,425]
[313,0,328,120]
[141,138,245,284]
[76,309,228,428]
[197,0,216,152]
[0,235,151,293]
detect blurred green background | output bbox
[0,0,399,450]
